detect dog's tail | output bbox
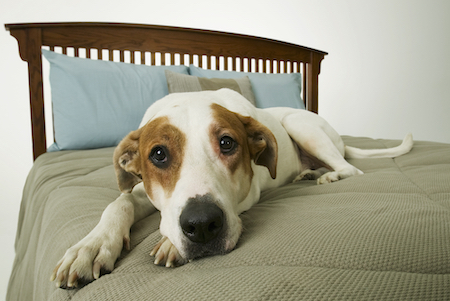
[344,133,413,159]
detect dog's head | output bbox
[113,90,277,260]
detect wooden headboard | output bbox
[5,22,327,160]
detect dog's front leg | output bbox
[50,183,154,289]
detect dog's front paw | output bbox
[150,236,188,268]
[50,229,129,289]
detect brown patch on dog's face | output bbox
[209,103,278,180]
[114,116,186,200]
[209,104,254,179]
[139,116,186,200]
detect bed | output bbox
[5,22,450,300]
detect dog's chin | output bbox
[179,235,237,261]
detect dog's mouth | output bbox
[180,231,235,260]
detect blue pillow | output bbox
[43,50,189,151]
[189,65,305,109]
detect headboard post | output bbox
[306,52,325,114]
[9,27,47,160]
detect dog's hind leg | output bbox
[293,167,330,182]
[280,113,363,184]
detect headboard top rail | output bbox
[5,22,327,57]
[6,22,327,160]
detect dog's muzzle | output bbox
[179,194,230,259]
[180,200,224,243]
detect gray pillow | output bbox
[165,70,256,106]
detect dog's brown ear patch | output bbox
[113,128,143,193]
[238,115,278,179]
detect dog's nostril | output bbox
[208,221,220,232]
[180,201,224,244]
[186,225,196,233]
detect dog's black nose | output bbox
[180,200,224,244]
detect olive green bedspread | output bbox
[7,136,450,300]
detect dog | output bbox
[51,89,413,288]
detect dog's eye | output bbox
[219,136,237,155]
[149,146,169,168]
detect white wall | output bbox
[1,0,449,298]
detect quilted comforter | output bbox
[6,136,450,300]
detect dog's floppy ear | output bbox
[113,128,143,193]
[239,115,278,179]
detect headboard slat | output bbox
[5,22,327,160]
[149,52,155,66]
[303,63,307,102]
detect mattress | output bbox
[7,136,450,300]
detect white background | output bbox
[1,0,449,298]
